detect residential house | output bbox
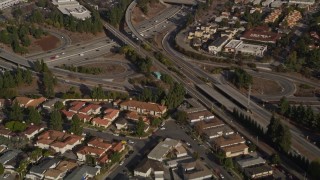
[115,118,128,130]
[36,130,83,154]
[43,98,65,111]
[174,145,188,158]
[148,138,180,162]
[288,0,315,5]
[126,111,150,124]
[134,159,164,178]
[44,160,78,180]
[27,97,47,108]
[0,126,13,139]
[264,9,282,23]
[281,10,302,28]
[236,156,266,170]
[61,110,75,120]
[13,97,33,107]
[91,117,111,128]
[195,119,225,132]
[103,109,120,122]
[64,165,100,180]
[187,110,215,125]
[111,142,125,153]
[181,160,213,180]
[23,125,45,140]
[244,164,273,179]
[202,125,234,139]
[0,149,22,169]
[120,100,167,117]
[76,146,106,162]
[26,158,60,180]
[79,104,101,115]
[87,137,112,151]
[69,101,86,113]
[77,113,92,123]
[212,134,248,157]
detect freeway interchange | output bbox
[0,2,320,179]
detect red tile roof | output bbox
[37,130,82,146]
[88,137,112,150]
[77,113,92,121]
[112,142,124,152]
[61,110,75,119]
[24,125,44,136]
[103,109,119,120]
[98,154,109,164]
[69,101,86,112]
[77,146,105,156]
[241,26,281,43]
[92,118,111,127]
[79,104,101,114]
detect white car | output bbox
[220,174,224,179]
[128,140,134,144]
[119,161,124,166]
[79,53,84,56]
[114,133,119,136]
[160,127,166,130]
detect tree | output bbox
[308,159,320,180]
[91,85,105,101]
[27,107,41,125]
[49,110,63,131]
[277,125,291,152]
[175,110,188,124]
[24,69,33,85]
[223,158,234,169]
[30,148,43,162]
[136,118,145,136]
[270,153,281,165]
[5,121,27,132]
[266,115,281,143]
[54,101,64,110]
[151,118,161,127]
[9,101,24,121]
[279,96,289,115]
[192,152,199,159]
[110,152,121,162]
[70,114,83,135]
[85,155,96,166]
[17,159,30,178]
[0,163,3,175]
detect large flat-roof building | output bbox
[208,36,229,54]
[289,0,315,5]
[0,0,23,10]
[240,26,281,44]
[52,0,91,20]
[224,40,267,57]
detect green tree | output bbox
[5,121,27,132]
[266,115,281,143]
[91,85,105,101]
[17,159,29,178]
[0,163,3,175]
[49,110,63,131]
[277,124,291,152]
[223,158,234,169]
[175,110,188,124]
[308,159,320,180]
[151,118,161,127]
[9,101,24,121]
[24,69,33,85]
[85,155,96,166]
[69,114,83,135]
[27,107,41,125]
[279,96,290,115]
[270,153,281,165]
[54,101,64,110]
[136,118,145,136]
[110,152,121,162]
[30,148,43,162]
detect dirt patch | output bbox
[294,84,320,97]
[17,77,40,95]
[132,2,166,25]
[251,77,282,95]
[84,63,126,76]
[34,35,60,51]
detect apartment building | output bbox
[120,100,167,117]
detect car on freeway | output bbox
[79,53,84,56]
[119,161,124,166]
[128,140,134,144]
[186,142,191,147]
[219,174,224,179]
[161,121,165,127]
[160,127,166,130]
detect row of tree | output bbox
[279,97,320,132]
[120,45,152,74]
[105,0,131,26]
[34,60,57,98]
[137,0,159,14]
[59,64,105,75]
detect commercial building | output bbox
[288,0,315,5]
[148,138,180,162]
[0,0,23,10]
[52,0,91,20]
[212,134,249,158]
[187,110,215,125]
[202,125,234,139]
[134,159,164,178]
[224,40,267,57]
[208,36,229,54]
[120,100,167,117]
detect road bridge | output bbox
[0,49,33,68]
[161,0,197,5]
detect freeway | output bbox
[161,27,320,160]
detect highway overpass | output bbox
[0,49,33,68]
[161,0,197,5]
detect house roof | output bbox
[241,26,281,43]
[30,158,60,174]
[44,168,63,178]
[51,141,68,148]
[120,100,167,113]
[42,98,63,108]
[64,165,100,180]
[55,160,78,172]
[103,109,119,120]
[79,104,101,114]
[37,130,82,147]
[187,110,214,121]
[0,126,12,136]
[195,119,225,130]
[244,164,273,176]
[88,137,112,150]
[77,146,105,156]
[237,156,266,168]
[24,125,44,136]
[221,143,248,153]
[148,138,179,161]
[175,145,187,155]
[76,113,92,121]
[27,97,47,108]
[98,154,109,164]
[63,135,83,145]
[135,158,163,173]
[115,118,128,125]
[202,125,234,137]
[0,149,22,165]
[213,134,245,147]
[61,110,75,118]
[13,97,33,106]
[112,142,124,152]
[69,101,86,112]
[92,118,110,126]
